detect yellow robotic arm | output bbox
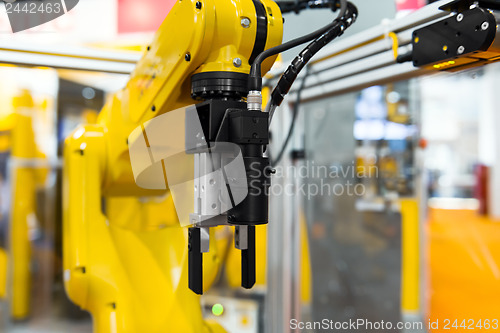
[99,0,282,195]
[63,0,282,332]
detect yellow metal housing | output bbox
[63,0,283,331]
[8,90,48,320]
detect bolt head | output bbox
[241,17,251,28]
[457,13,464,22]
[185,53,191,61]
[233,58,242,67]
[481,21,489,30]
[195,1,202,9]
[457,45,465,54]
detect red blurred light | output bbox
[118,0,176,33]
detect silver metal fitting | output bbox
[200,227,210,253]
[457,45,465,54]
[457,13,464,22]
[247,90,262,111]
[481,21,489,30]
[241,17,251,28]
[235,225,248,250]
[233,58,242,68]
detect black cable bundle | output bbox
[278,0,341,14]
[270,65,310,165]
[247,0,350,93]
[249,0,358,165]
[269,1,358,109]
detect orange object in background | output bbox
[428,207,500,332]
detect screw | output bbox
[241,17,250,28]
[457,13,464,22]
[233,58,242,67]
[457,45,465,54]
[481,21,489,30]
[151,105,156,112]
[185,53,191,61]
[266,169,277,176]
[195,1,202,9]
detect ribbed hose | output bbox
[269,2,358,115]
[247,0,348,93]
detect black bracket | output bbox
[186,99,271,295]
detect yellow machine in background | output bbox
[5,90,49,320]
[63,0,283,331]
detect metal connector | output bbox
[247,90,262,111]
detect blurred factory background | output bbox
[0,0,499,332]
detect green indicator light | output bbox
[212,303,224,316]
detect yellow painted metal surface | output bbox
[0,87,17,300]
[64,125,226,332]
[428,208,500,332]
[100,0,283,196]
[400,198,420,314]
[0,249,7,299]
[300,212,312,305]
[0,134,10,153]
[63,0,283,332]
[9,90,37,320]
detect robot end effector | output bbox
[185,0,358,295]
[186,0,500,295]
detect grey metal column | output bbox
[266,97,304,332]
[291,101,305,331]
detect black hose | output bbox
[248,0,348,92]
[396,51,413,64]
[270,65,310,166]
[270,2,358,108]
[278,0,340,14]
